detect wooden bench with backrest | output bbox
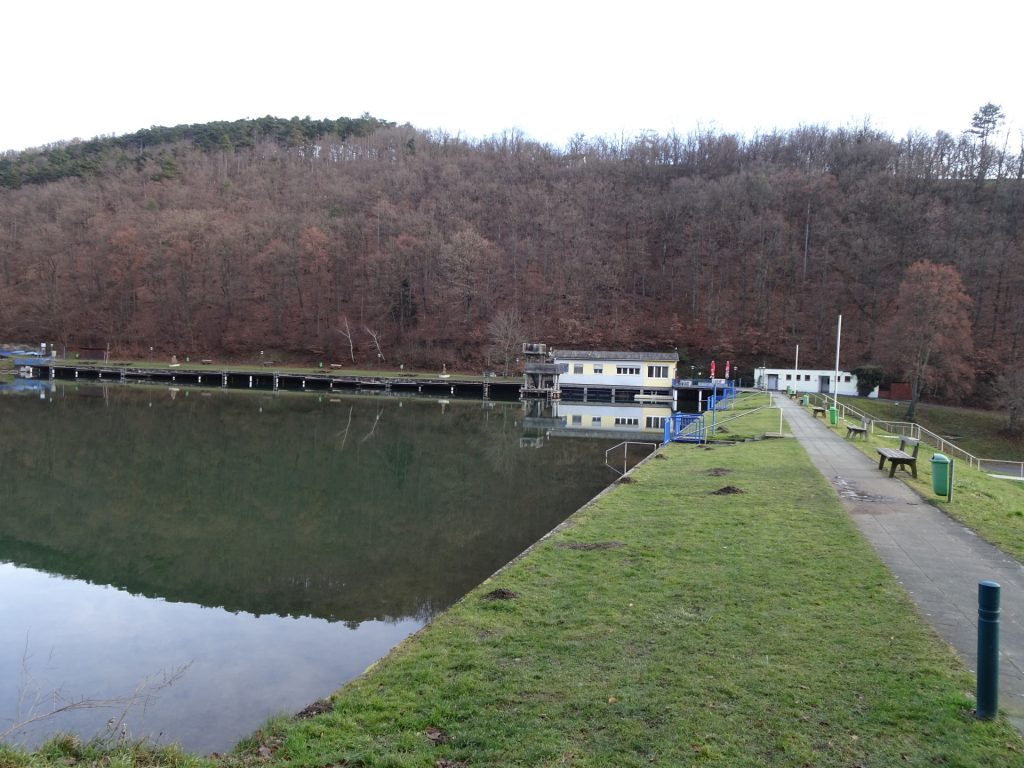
[845,419,869,439]
[812,406,827,418]
[876,437,920,478]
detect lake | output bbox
[0,383,620,753]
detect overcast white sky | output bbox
[3,0,1021,153]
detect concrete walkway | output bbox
[775,395,1024,730]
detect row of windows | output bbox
[568,415,663,428]
[567,363,672,378]
[648,365,669,378]
[784,373,852,383]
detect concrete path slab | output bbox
[775,395,1024,730]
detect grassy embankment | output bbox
[814,402,1024,562]
[225,439,1021,767]
[708,392,785,441]
[4,401,1022,767]
[837,395,1024,462]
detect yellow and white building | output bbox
[552,350,678,404]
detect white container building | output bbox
[753,367,877,398]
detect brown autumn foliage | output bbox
[875,261,974,420]
[1,118,1022,405]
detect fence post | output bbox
[976,580,1000,720]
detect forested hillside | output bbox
[1,111,1021,403]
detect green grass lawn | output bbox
[711,392,787,440]
[210,440,1019,767]
[837,396,1024,462]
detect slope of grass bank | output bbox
[219,440,1020,767]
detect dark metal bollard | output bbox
[976,580,1001,720]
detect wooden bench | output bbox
[876,437,920,478]
[812,406,827,418]
[845,420,869,439]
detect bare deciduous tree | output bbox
[334,316,355,362]
[487,308,525,376]
[365,326,385,363]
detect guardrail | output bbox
[605,441,658,476]
[663,413,706,443]
[802,393,1024,478]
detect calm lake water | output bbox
[0,383,619,753]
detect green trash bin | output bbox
[931,453,952,499]
[801,395,809,407]
[828,406,838,425]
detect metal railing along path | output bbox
[803,393,1024,478]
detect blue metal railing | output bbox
[663,412,706,443]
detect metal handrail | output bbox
[801,398,1024,477]
[605,441,658,476]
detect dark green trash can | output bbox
[931,453,952,499]
[828,406,838,425]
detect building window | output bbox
[805,375,811,381]
[592,416,602,426]
[593,364,603,375]
[573,364,584,374]
[645,416,665,429]
[844,375,851,382]
[616,366,641,375]
[571,414,582,425]
[614,417,639,426]
[785,374,792,381]
[647,365,669,379]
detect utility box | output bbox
[931,454,952,499]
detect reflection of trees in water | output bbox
[0,390,613,623]
[482,425,525,477]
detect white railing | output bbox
[800,394,1024,477]
[605,441,658,476]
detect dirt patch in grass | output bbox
[294,699,333,719]
[425,726,451,746]
[557,541,625,551]
[616,475,636,483]
[483,588,517,600]
[707,467,731,476]
[711,485,744,495]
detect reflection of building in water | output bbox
[520,399,672,441]
[551,402,672,440]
